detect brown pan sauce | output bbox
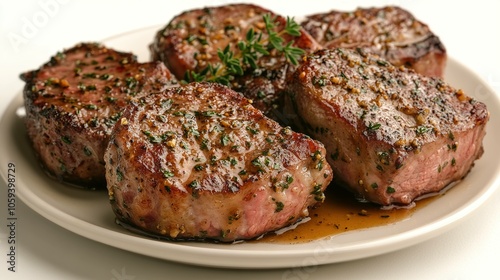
[255,185,441,244]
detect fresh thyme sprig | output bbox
[184,14,305,85]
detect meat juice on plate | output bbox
[254,184,443,244]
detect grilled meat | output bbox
[150,3,320,117]
[20,42,177,188]
[105,82,332,241]
[301,6,447,77]
[283,48,488,205]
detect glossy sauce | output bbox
[255,185,439,244]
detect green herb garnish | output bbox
[367,122,381,131]
[184,14,305,85]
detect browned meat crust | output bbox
[105,82,332,241]
[20,43,177,188]
[150,3,320,117]
[301,6,447,77]
[284,48,488,205]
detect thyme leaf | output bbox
[184,14,305,84]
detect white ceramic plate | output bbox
[1,26,499,269]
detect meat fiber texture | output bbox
[20,43,178,188]
[105,83,332,242]
[283,48,488,205]
[150,3,320,118]
[301,6,447,78]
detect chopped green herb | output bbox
[105,96,117,103]
[246,126,259,135]
[188,180,200,198]
[377,151,390,165]
[376,60,389,66]
[311,150,322,161]
[162,169,174,178]
[100,74,112,80]
[83,72,97,79]
[60,162,67,172]
[162,99,173,109]
[142,130,161,143]
[251,157,263,168]
[156,115,167,123]
[238,170,247,175]
[194,165,204,171]
[221,134,230,146]
[201,110,217,117]
[367,122,381,131]
[86,84,97,91]
[340,71,348,80]
[447,142,458,152]
[275,201,284,212]
[200,138,210,150]
[125,77,138,89]
[257,91,266,99]
[416,126,429,135]
[83,146,92,156]
[61,136,71,144]
[311,183,325,201]
[116,169,124,181]
[313,76,328,87]
[448,131,455,140]
[77,83,86,91]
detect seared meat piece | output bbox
[150,3,320,117]
[301,6,446,77]
[20,43,177,188]
[105,83,332,242]
[284,48,488,205]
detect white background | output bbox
[1,0,499,279]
